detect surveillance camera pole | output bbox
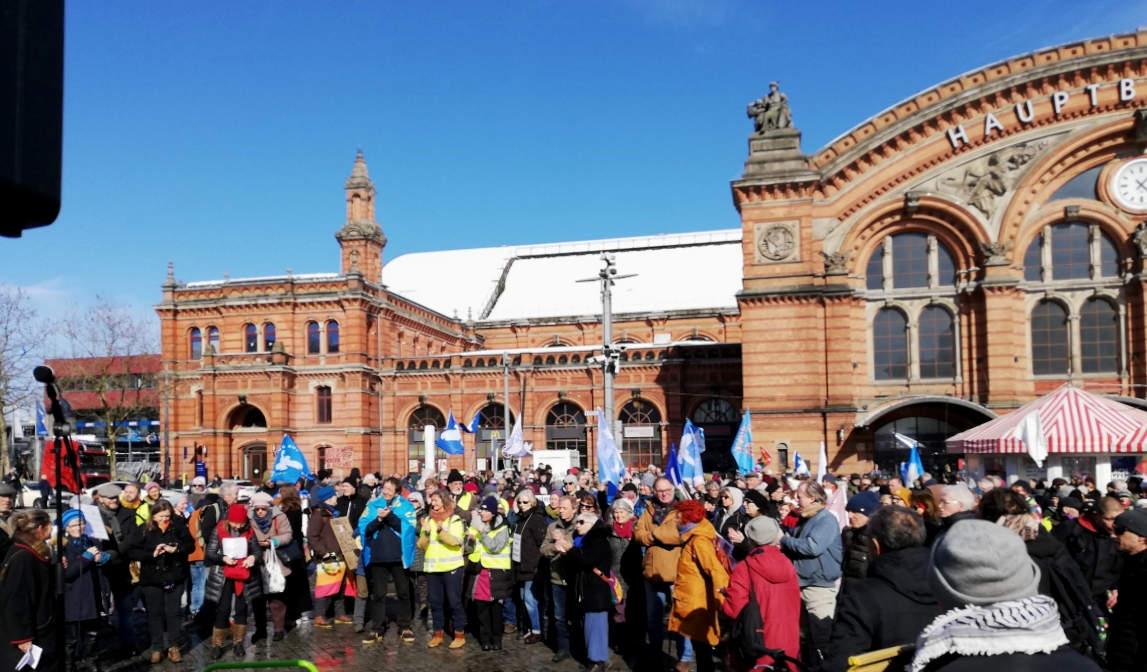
[578,255,636,461]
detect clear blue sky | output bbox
[2,1,1143,329]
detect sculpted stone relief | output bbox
[936,140,1049,219]
[754,221,800,264]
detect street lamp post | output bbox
[578,254,635,460]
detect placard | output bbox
[222,537,248,559]
[477,458,487,471]
[80,504,108,541]
[327,446,354,469]
[329,517,359,570]
[408,460,421,473]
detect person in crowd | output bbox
[825,506,941,672]
[780,479,842,669]
[446,470,477,523]
[721,516,800,672]
[120,482,151,527]
[127,499,195,664]
[728,489,769,560]
[205,503,263,659]
[143,481,164,508]
[702,481,722,516]
[308,485,352,627]
[667,499,728,672]
[936,484,978,534]
[248,492,292,643]
[911,519,1100,671]
[553,510,613,672]
[634,477,692,669]
[421,490,467,649]
[408,491,430,629]
[541,494,578,662]
[511,488,548,644]
[1054,495,1123,620]
[607,495,644,658]
[841,490,879,581]
[188,476,209,508]
[909,489,943,544]
[92,483,139,654]
[336,478,367,529]
[61,508,107,663]
[713,487,746,545]
[467,496,513,651]
[276,485,309,630]
[0,509,55,672]
[891,486,911,508]
[360,477,417,645]
[1106,508,1147,670]
[0,481,16,540]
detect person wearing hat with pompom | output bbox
[467,495,513,650]
[204,502,263,660]
[61,508,108,662]
[668,499,729,672]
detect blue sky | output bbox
[2,1,1144,330]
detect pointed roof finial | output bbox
[163,261,175,289]
[348,148,370,184]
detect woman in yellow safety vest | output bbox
[419,490,467,649]
[467,495,513,651]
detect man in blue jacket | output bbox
[358,477,418,644]
[780,479,843,671]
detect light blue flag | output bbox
[269,434,313,484]
[461,413,481,434]
[793,451,810,477]
[895,433,926,485]
[730,411,754,475]
[596,407,625,487]
[665,443,682,486]
[436,411,466,455]
[678,420,705,487]
[35,403,47,436]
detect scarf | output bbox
[217,523,254,595]
[612,518,634,539]
[650,500,673,525]
[677,521,699,536]
[429,502,455,524]
[254,514,273,535]
[14,540,51,563]
[910,595,1067,672]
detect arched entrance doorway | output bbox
[546,401,587,467]
[692,398,739,473]
[858,397,995,478]
[620,398,661,468]
[242,443,268,481]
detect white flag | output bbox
[502,415,532,458]
[10,408,23,440]
[816,440,827,482]
[1017,413,1047,468]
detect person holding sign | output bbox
[126,499,195,664]
[205,503,263,660]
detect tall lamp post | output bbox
[578,254,635,459]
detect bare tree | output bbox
[53,297,159,478]
[0,287,40,481]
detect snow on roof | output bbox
[185,272,341,288]
[384,229,743,322]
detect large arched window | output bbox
[189,328,202,359]
[1031,300,1069,375]
[1080,298,1119,374]
[620,399,662,469]
[263,323,276,351]
[918,306,955,379]
[327,320,340,354]
[244,324,258,353]
[306,322,320,355]
[207,326,219,353]
[873,308,908,380]
[866,232,958,290]
[892,233,929,288]
[1024,221,1121,282]
[408,405,446,460]
[546,402,587,466]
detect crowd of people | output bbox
[0,464,1146,672]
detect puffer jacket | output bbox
[512,506,548,582]
[204,522,264,603]
[721,544,801,671]
[633,501,682,583]
[780,506,842,588]
[540,517,576,586]
[125,518,195,588]
[668,519,728,646]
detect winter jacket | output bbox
[1024,526,1101,654]
[565,520,614,612]
[1053,515,1122,604]
[633,501,683,583]
[204,523,264,604]
[721,544,801,672]
[336,493,367,530]
[362,504,404,565]
[540,517,576,586]
[307,506,342,559]
[717,508,752,561]
[0,543,54,672]
[824,545,942,672]
[63,535,105,623]
[668,520,729,646]
[94,503,131,593]
[1106,549,1147,672]
[250,509,293,574]
[512,506,549,582]
[780,506,842,588]
[607,522,642,597]
[840,524,876,581]
[467,516,514,601]
[359,496,417,568]
[125,518,195,588]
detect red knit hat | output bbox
[463,482,479,494]
[227,503,248,524]
[674,499,706,525]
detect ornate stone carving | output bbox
[336,218,387,246]
[937,140,1048,218]
[754,221,800,264]
[1132,222,1147,258]
[747,82,792,134]
[820,251,849,275]
[979,241,1012,267]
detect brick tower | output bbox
[336,150,386,282]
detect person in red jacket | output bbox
[720,516,801,672]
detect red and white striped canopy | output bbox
[946,385,1147,454]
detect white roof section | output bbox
[186,273,340,288]
[384,229,744,322]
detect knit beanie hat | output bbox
[929,519,1040,607]
[61,508,84,528]
[480,495,500,515]
[846,491,881,516]
[227,503,248,524]
[744,516,781,547]
[313,485,336,504]
[743,488,769,512]
[464,481,479,494]
[250,492,273,508]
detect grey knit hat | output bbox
[744,516,781,547]
[929,519,1040,607]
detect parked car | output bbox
[222,479,258,501]
[19,483,77,509]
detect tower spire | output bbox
[336,150,386,282]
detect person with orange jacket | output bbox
[668,499,729,672]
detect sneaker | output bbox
[362,632,385,645]
[334,616,354,625]
[313,617,333,629]
[523,632,541,644]
[400,629,415,643]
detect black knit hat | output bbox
[447,469,464,484]
[743,489,769,511]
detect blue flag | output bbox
[793,452,810,477]
[665,443,682,486]
[896,433,926,486]
[269,434,313,485]
[596,407,625,487]
[461,413,481,434]
[678,420,705,487]
[35,403,47,437]
[436,411,465,455]
[730,411,754,475]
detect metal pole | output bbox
[424,425,434,479]
[502,354,511,474]
[601,257,615,446]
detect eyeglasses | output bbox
[575,519,592,526]
[580,504,595,510]
[654,488,674,494]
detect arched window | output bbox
[474,403,516,463]
[306,322,320,355]
[866,233,957,290]
[873,308,908,380]
[408,405,446,460]
[918,306,955,379]
[1080,299,1119,374]
[263,323,276,351]
[207,326,219,353]
[244,324,257,353]
[327,320,340,354]
[691,398,739,471]
[189,328,202,359]
[1051,222,1090,280]
[546,402,587,466]
[1025,222,1120,281]
[1031,300,1069,375]
[891,233,929,288]
[620,399,662,468]
[316,386,332,424]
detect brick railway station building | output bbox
[158,31,1147,485]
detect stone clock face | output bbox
[759,224,796,260]
[1111,158,1147,213]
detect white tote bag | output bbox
[262,546,286,594]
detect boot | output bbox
[231,624,247,657]
[428,630,445,648]
[212,628,229,660]
[448,632,466,649]
[166,647,182,663]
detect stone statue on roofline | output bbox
[748,81,792,134]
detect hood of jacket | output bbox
[681,518,718,544]
[743,544,795,583]
[868,545,936,605]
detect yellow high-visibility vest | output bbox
[423,515,464,573]
[478,526,511,570]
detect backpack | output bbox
[729,588,768,664]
